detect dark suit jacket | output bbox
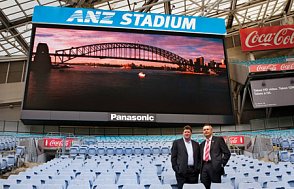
[171,138,201,175]
[200,136,231,175]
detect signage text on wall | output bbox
[32,6,226,35]
[223,136,244,145]
[240,25,294,51]
[43,138,73,148]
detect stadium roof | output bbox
[0,0,293,57]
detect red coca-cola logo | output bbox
[229,136,244,144]
[240,25,294,51]
[230,137,237,144]
[245,28,294,47]
[44,138,73,147]
[223,136,244,145]
[256,64,277,71]
[250,62,294,73]
[280,63,294,70]
[245,31,273,48]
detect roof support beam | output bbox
[203,0,222,16]
[0,17,31,30]
[0,10,29,55]
[133,0,172,12]
[227,12,294,36]
[63,0,116,7]
[139,0,159,13]
[126,0,132,11]
[259,0,272,25]
[226,0,237,29]
[262,0,288,24]
[284,0,294,14]
[211,0,279,18]
[0,40,11,56]
[164,1,172,14]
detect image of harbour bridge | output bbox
[30,27,227,74]
[32,42,226,75]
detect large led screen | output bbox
[22,25,234,125]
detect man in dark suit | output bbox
[171,125,201,189]
[200,124,231,189]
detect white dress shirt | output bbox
[184,138,194,166]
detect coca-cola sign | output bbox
[43,138,73,148]
[240,25,294,51]
[223,136,244,145]
[249,62,294,72]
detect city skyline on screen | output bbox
[33,27,225,65]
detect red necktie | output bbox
[204,139,210,161]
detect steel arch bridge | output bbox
[54,42,190,66]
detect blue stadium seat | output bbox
[87,146,97,157]
[115,147,124,155]
[183,183,205,189]
[161,147,170,155]
[289,153,294,163]
[280,139,290,150]
[143,147,152,155]
[211,182,234,189]
[238,182,262,189]
[69,147,79,158]
[279,151,289,162]
[124,147,133,155]
[97,147,106,155]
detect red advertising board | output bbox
[240,25,294,51]
[249,62,294,72]
[43,138,73,148]
[223,136,244,145]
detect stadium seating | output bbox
[1,132,294,189]
[183,183,205,189]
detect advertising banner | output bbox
[249,62,294,72]
[223,136,245,145]
[43,138,73,148]
[240,25,294,51]
[32,6,226,35]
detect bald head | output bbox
[203,124,213,139]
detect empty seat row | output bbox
[69,146,171,158]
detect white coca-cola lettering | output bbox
[223,136,244,144]
[280,63,294,70]
[244,27,294,49]
[274,28,294,45]
[256,64,277,71]
[49,140,62,147]
[44,139,72,147]
[229,137,238,144]
[245,31,273,48]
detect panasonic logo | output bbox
[110,113,156,122]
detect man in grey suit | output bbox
[171,125,201,189]
[200,124,231,189]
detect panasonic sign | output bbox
[109,113,156,122]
